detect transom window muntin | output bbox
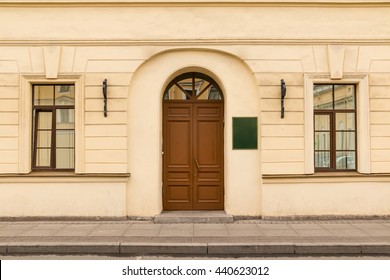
[32,85,75,170]
[163,72,223,101]
[314,84,357,171]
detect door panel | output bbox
[167,121,191,167]
[163,102,223,210]
[163,103,193,210]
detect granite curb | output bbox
[2,242,390,256]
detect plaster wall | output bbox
[127,50,261,216]
[0,1,390,217]
[262,180,390,216]
[0,180,127,217]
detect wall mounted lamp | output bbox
[281,79,286,119]
[102,79,108,117]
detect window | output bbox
[313,84,357,171]
[32,85,75,170]
[163,72,223,101]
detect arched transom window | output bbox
[164,72,223,101]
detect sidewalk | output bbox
[1,219,390,256]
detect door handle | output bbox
[194,157,200,170]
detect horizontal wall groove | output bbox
[2,39,390,47]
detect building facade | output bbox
[0,0,390,219]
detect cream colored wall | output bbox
[370,74,390,173]
[84,72,130,173]
[0,1,390,217]
[127,50,261,216]
[262,178,390,216]
[0,74,19,173]
[1,4,390,41]
[0,178,127,217]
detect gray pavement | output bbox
[1,219,390,257]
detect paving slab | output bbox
[154,211,233,224]
[159,229,194,237]
[194,224,227,230]
[161,224,193,230]
[288,224,325,230]
[319,224,357,230]
[194,229,229,237]
[257,224,292,230]
[328,229,368,237]
[294,229,334,236]
[226,224,259,230]
[17,229,63,237]
[352,223,390,230]
[88,229,128,237]
[360,230,390,237]
[261,230,299,237]
[123,229,161,237]
[52,224,100,237]
[130,224,162,230]
[2,220,390,256]
[227,230,264,237]
[0,225,39,237]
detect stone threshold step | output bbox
[154,211,234,224]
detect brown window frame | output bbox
[314,84,357,172]
[32,84,75,171]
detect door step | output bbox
[154,211,234,224]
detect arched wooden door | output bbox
[163,72,224,210]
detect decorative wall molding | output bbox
[328,45,345,79]
[43,46,61,79]
[304,73,370,174]
[2,39,390,47]
[19,75,85,174]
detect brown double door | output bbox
[163,101,224,210]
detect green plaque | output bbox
[232,117,258,150]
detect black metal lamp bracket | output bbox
[103,79,108,117]
[281,79,286,119]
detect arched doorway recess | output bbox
[163,72,224,210]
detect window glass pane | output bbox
[315,152,330,168]
[56,130,75,148]
[315,132,330,150]
[208,85,222,100]
[196,81,210,100]
[334,85,355,109]
[36,148,51,167]
[176,78,194,98]
[56,148,75,169]
[164,73,223,100]
[336,152,356,170]
[55,85,75,105]
[315,115,330,131]
[164,84,188,100]
[56,109,75,129]
[37,112,52,129]
[313,85,333,110]
[37,131,52,148]
[34,85,54,105]
[336,113,355,130]
[336,132,356,150]
[194,78,204,96]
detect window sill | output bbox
[262,172,390,184]
[0,172,131,183]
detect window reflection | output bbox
[313,84,356,171]
[164,73,223,101]
[33,84,75,170]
